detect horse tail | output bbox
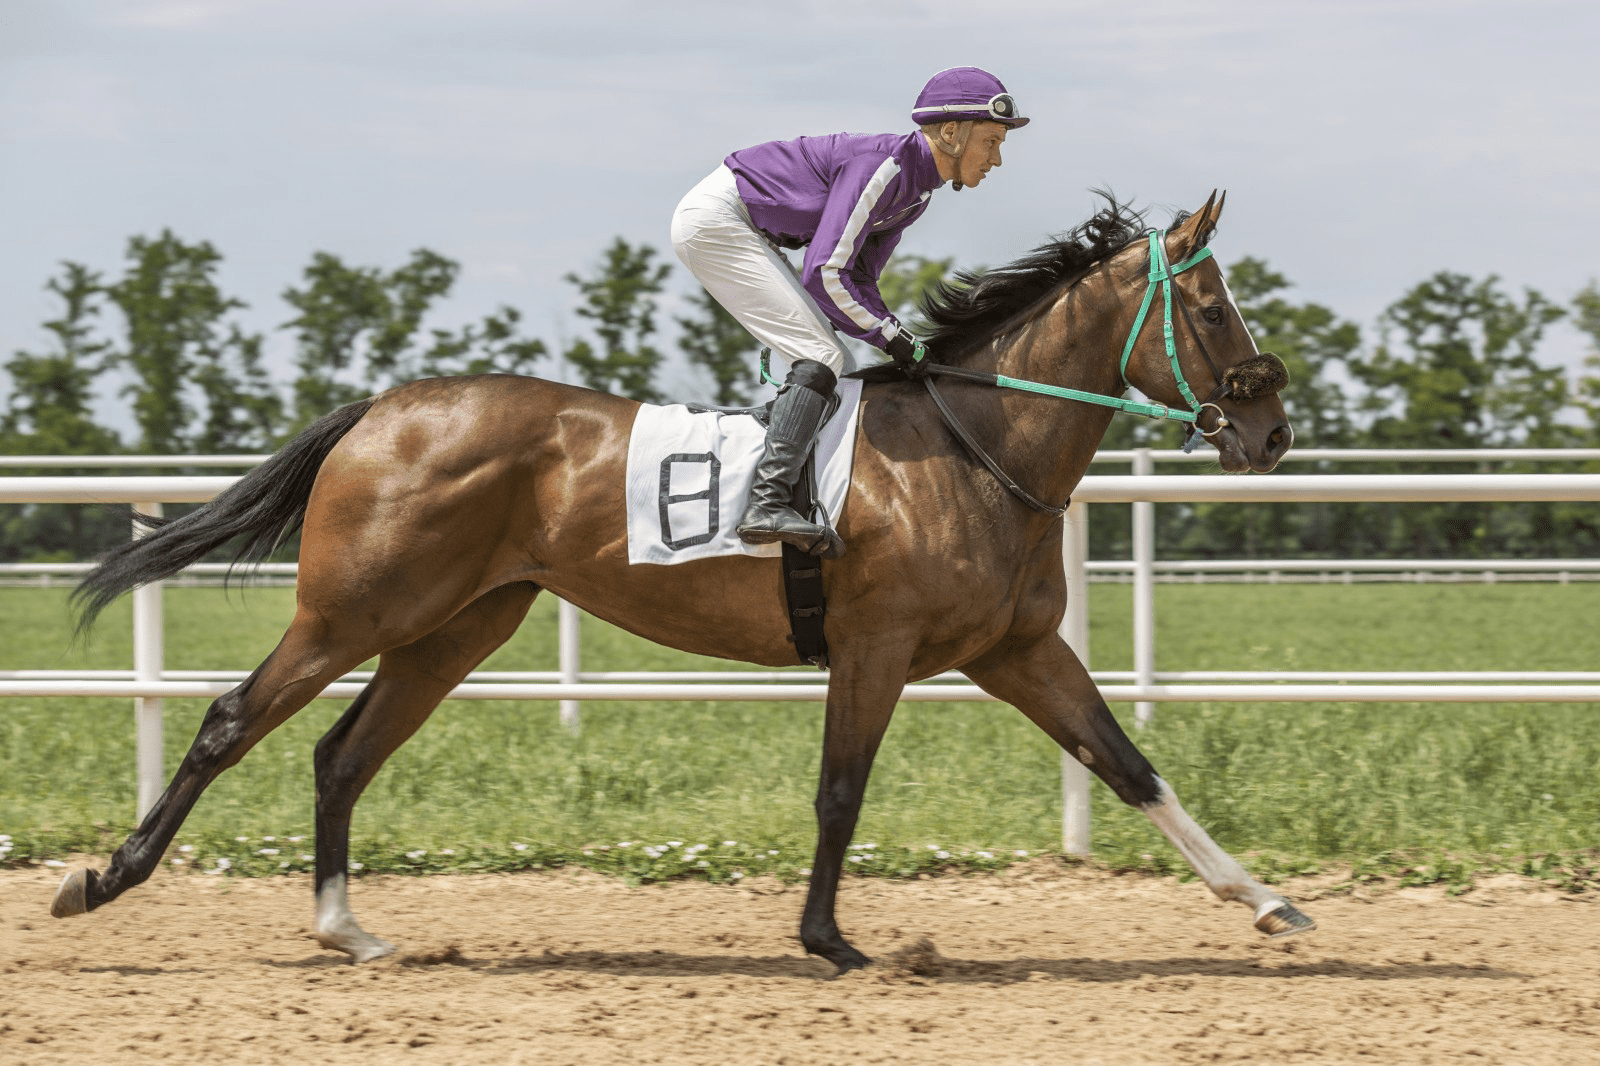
[72,398,377,634]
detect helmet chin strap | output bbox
[932,122,973,191]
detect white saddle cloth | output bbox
[625,379,863,566]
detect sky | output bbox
[2,0,1598,417]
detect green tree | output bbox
[562,238,671,403]
[280,252,390,431]
[676,288,759,406]
[281,248,493,433]
[361,249,459,385]
[191,326,282,453]
[1354,272,1567,448]
[2,262,119,456]
[1575,280,1600,353]
[1348,272,1569,557]
[103,231,275,453]
[0,262,126,561]
[418,306,548,378]
[1573,280,1600,441]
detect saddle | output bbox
[677,390,834,669]
[681,399,774,422]
[647,388,840,669]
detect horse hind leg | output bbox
[311,581,540,962]
[52,614,386,919]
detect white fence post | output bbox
[132,502,164,821]
[558,598,581,735]
[1132,448,1155,729]
[1059,500,1092,856]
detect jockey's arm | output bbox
[798,155,912,351]
[851,229,904,297]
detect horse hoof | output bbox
[833,951,871,977]
[349,938,396,965]
[1254,899,1316,938]
[810,944,870,976]
[318,928,396,964]
[51,869,94,918]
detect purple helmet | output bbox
[911,67,1030,129]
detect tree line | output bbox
[3,230,1599,562]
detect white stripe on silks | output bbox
[821,155,901,336]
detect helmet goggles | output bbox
[913,92,1025,126]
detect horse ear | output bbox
[1169,190,1225,263]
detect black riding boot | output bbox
[736,359,845,559]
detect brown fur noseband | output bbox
[1219,353,1289,400]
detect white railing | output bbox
[0,455,272,468]
[4,450,1600,852]
[9,558,1600,590]
[1087,559,1600,575]
[1087,447,1600,464]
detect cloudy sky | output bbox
[3,0,1596,410]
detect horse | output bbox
[51,193,1307,974]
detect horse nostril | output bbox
[1267,424,1293,457]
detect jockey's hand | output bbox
[885,331,931,378]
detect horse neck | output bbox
[973,275,1126,506]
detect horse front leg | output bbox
[962,633,1315,938]
[799,664,903,974]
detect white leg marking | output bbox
[1141,777,1279,910]
[315,872,395,963]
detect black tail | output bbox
[72,399,376,634]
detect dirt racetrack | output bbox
[3,860,1598,1065]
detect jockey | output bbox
[670,66,1029,559]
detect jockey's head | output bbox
[912,67,1029,191]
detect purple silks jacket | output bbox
[725,131,944,350]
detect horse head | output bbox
[1116,193,1293,472]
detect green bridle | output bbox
[1118,229,1223,432]
[927,230,1229,430]
[915,227,1286,514]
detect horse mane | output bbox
[919,192,1181,360]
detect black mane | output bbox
[919,193,1154,358]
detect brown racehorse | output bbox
[53,194,1308,973]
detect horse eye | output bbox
[1203,305,1225,324]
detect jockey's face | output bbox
[956,122,1007,189]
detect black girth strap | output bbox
[780,459,830,668]
[921,375,1069,517]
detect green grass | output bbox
[2,582,1599,890]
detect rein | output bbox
[921,228,1257,517]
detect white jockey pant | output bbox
[670,165,855,380]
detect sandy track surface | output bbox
[3,861,1598,1064]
